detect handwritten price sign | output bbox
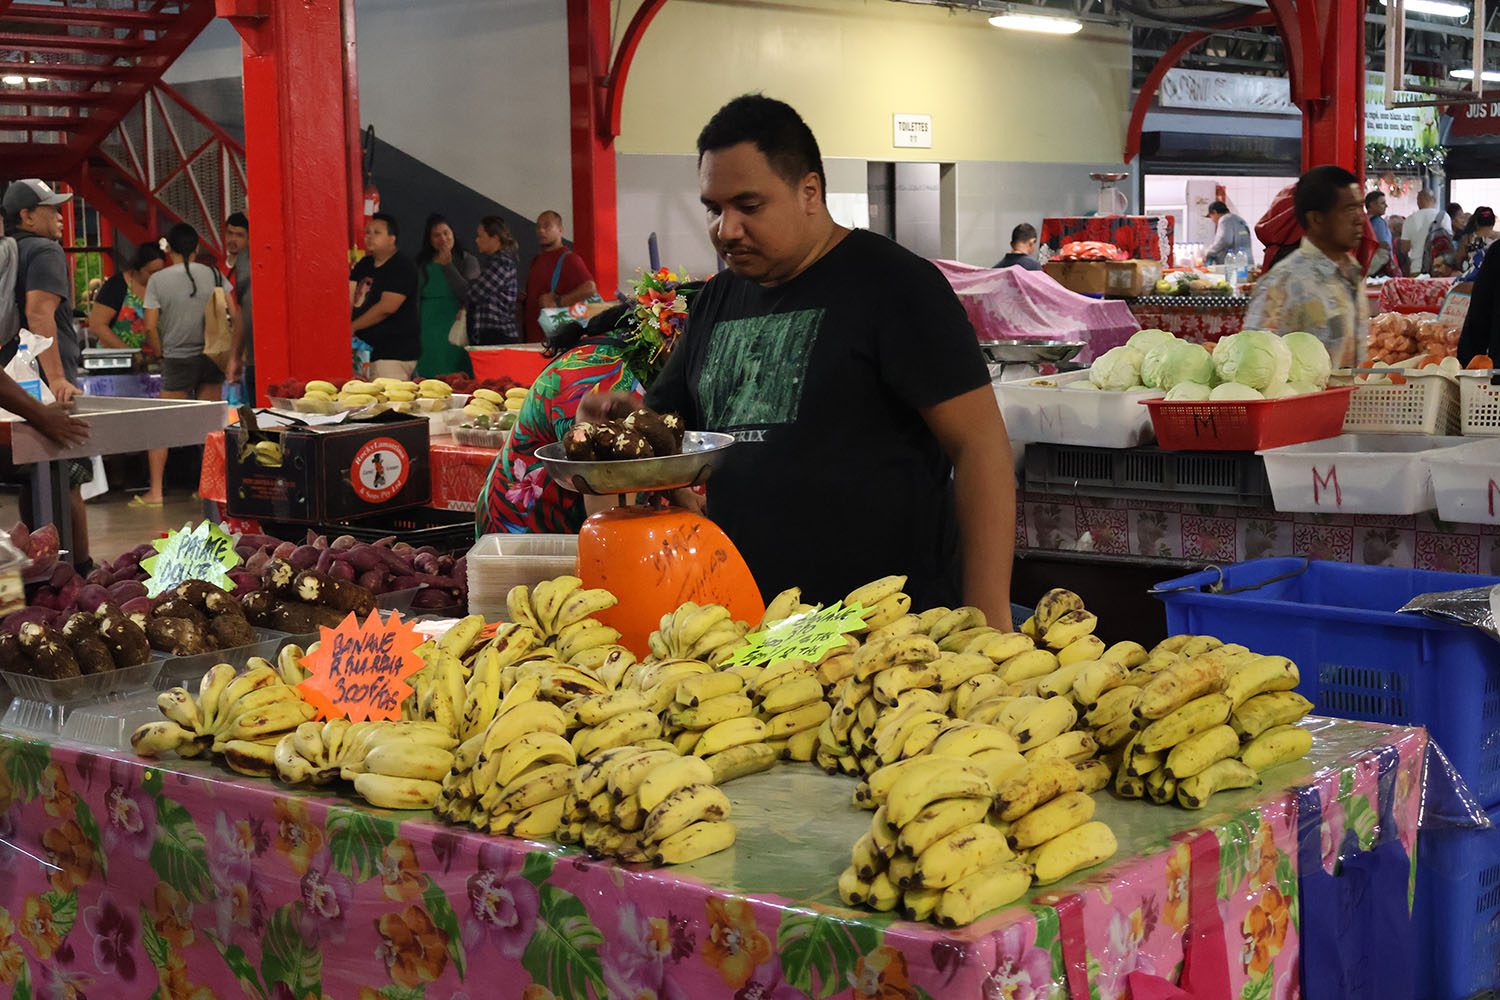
[724,601,868,668]
[142,521,241,598]
[298,610,426,722]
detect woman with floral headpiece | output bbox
[475,269,695,535]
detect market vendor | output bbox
[586,96,1016,626]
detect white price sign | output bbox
[893,113,932,149]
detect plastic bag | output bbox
[1398,584,1500,639]
[2,330,54,408]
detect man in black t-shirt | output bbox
[596,96,1016,624]
[350,212,421,380]
[995,223,1043,271]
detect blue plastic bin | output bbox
[1153,559,1500,806]
[1415,803,1500,1000]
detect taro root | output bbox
[563,421,598,461]
[625,408,678,456]
[95,606,151,666]
[608,428,653,460]
[145,617,214,657]
[18,622,80,679]
[209,613,257,650]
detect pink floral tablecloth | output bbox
[0,718,1424,999]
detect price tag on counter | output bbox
[724,601,869,668]
[298,610,426,722]
[142,521,241,598]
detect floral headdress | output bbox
[619,267,693,385]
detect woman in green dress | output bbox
[415,213,478,378]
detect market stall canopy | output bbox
[934,260,1139,363]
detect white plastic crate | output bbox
[1258,434,1470,515]
[993,370,1161,449]
[467,534,578,618]
[1337,369,1459,434]
[1459,371,1500,435]
[1427,438,1500,524]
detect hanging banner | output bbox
[1447,100,1500,138]
[1367,71,1440,149]
[1159,69,1296,115]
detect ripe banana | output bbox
[1084,685,1142,729]
[1137,694,1233,754]
[604,748,679,799]
[930,723,1018,758]
[499,762,575,812]
[1042,610,1097,650]
[1115,770,1146,799]
[839,865,873,906]
[759,675,824,714]
[1137,657,1225,721]
[1145,768,1177,805]
[1034,588,1085,629]
[1023,730,1098,766]
[1223,655,1301,709]
[894,797,994,858]
[1008,791,1096,850]
[676,672,744,707]
[902,884,944,922]
[363,743,456,782]
[999,649,1060,685]
[495,731,576,788]
[1177,758,1259,808]
[507,795,568,839]
[886,761,992,827]
[650,819,737,864]
[970,748,1028,788]
[1163,724,1239,780]
[846,575,908,610]
[1075,759,1111,794]
[1239,724,1312,772]
[1011,697,1078,750]
[643,783,731,843]
[934,860,1033,927]
[980,631,1035,664]
[914,822,1013,889]
[934,652,996,692]
[765,701,831,739]
[353,772,444,810]
[704,743,778,784]
[1057,635,1107,668]
[638,755,716,812]
[1231,691,1314,742]
[694,716,767,757]
[861,593,913,633]
[995,759,1084,822]
[130,720,198,757]
[872,664,941,706]
[1072,660,1130,708]
[578,709,662,759]
[1101,641,1149,668]
[1031,820,1117,884]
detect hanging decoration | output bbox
[1365,141,1448,175]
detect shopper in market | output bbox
[522,211,598,343]
[87,242,167,352]
[140,222,226,508]
[1364,190,1398,277]
[1202,200,1252,266]
[414,213,478,378]
[1459,206,1497,278]
[1459,231,1500,364]
[1243,165,1366,368]
[584,95,1016,625]
[350,212,422,379]
[994,224,1041,270]
[469,216,521,345]
[1400,189,1444,274]
[222,212,254,399]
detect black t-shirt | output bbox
[350,253,420,361]
[995,252,1042,271]
[646,229,990,609]
[94,273,128,313]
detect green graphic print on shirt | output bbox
[698,308,823,429]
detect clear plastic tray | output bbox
[60,689,167,750]
[376,587,421,613]
[0,659,161,704]
[152,628,290,691]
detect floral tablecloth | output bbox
[1125,299,1249,344]
[1017,488,1500,572]
[0,717,1423,999]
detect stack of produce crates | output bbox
[1153,559,1500,1000]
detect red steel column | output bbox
[219,0,356,401]
[1267,0,1366,181]
[566,0,618,294]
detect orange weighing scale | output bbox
[534,432,764,657]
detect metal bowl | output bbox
[979,340,1087,364]
[536,430,735,495]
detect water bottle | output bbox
[14,343,42,402]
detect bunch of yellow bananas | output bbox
[506,577,619,652]
[562,749,738,865]
[273,719,459,809]
[643,601,750,665]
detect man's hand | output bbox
[577,389,640,426]
[539,292,560,310]
[48,379,80,406]
[226,356,244,385]
[33,403,89,448]
[669,488,707,514]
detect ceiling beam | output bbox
[0,6,173,29]
[0,36,153,56]
[0,88,111,105]
[0,112,81,128]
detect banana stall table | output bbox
[1124,294,1251,344]
[0,716,1423,998]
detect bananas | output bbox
[506,579,618,648]
[645,602,750,665]
[1030,821,1117,884]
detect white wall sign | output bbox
[893,113,933,149]
[1159,69,1295,115]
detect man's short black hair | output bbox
[697,94,826,200]
[1293,165,1359,228]
[1011,223,1037,245]
[225,211,249,230]
[370,211,399,240]
[1448,202,1463,218]
[1207,200,1229,215]
[1364,190,1385,209]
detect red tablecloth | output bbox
[468,346,549,385]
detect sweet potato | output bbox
[315,549,336,574]
[272,541,297,561]
[412,588,460,610]
[0,632,27,673]
[241,590,278,628]
[49,563,75,589]
[146,616,214,656]
[236,533,282,551]
[57,575,83,610]
[209,613,257,649]
[289,545,320,571]
[107,580,147,605]
[120,597,152,616]
[228,571,260,597]
[356,569,387,593]
[75,584,111,614]
[328,560,356,583]
[19,622,81,679]
[331,535,357,552]
[345,544,385,573]
[86,567,113,587]
[413,552,442,576]
[96,606,151,666]
[294,570,376,615]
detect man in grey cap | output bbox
[3,180,81,405]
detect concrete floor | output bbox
[0,490,206,566]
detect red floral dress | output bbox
[476,340,641,535]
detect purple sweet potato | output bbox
[57,578,84,611]
[331,535,357,552]
[235,544,258,562]
[228,570,260,597]
[75,584,111,614]
[388,575,425,592]
[273,541,297,561]
[345,545,384,573]
[107,580,147,604]
[245,549,273,575]
[311,533,329,551]
[393,542,415,555]
[452,556,466,585]
[131,543,157,561]
[413,552,442,576]
[289,545,320,570]
[315,548,335,574]
[119,596,152,616]
[49,563,75,589]
[3,607,56,634]
[412,588,458,609]
[328,560,356,583]
[356,569,388,593]
[236,534,282,550]
[86,567,112,587]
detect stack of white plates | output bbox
[466,534,580,618]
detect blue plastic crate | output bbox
[1153,559,1500,806]
[1416,804,1500,1000]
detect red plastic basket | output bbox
[1141,386,1355,451]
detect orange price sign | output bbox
[298,610,427,722]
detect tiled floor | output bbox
[0,490,206,565]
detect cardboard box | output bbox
[1106,259,1164,297]
[226,415,431,522]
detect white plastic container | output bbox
[1258,434,1471,515]
[467,534,579,618]
[1427,438,1500,524]
[1458,371,1500,435]
[1337,369,1459,435]
[993,370,1162,449]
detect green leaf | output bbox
[776,910,883,999]
[74,798,106,880]
[140,904,171,971]
[1346,796,1379,851]
[148,798,212,903]
[327,806,398,882]
[41,891,76,939]
[210,934,267,1000]
[260,902,323,997]
[12,961,31,1000]
[421,882,467,980]
[1030,906,1066,984]
[3,739,50,801]
[142,767,164,797]
[1276,854,1299,933]
[520,885,605,1000]
[914,989,935,1000]
[520,850,555,887]
[1241,970,1274,1000]
[1338,768,1354,800]
[376,986,426,1000]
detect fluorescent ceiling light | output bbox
[988,12,1083,34]
[25,77,44,84]
[1381,0,1470,18]
[1451,68,1500,82]
[0,76,24,86]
